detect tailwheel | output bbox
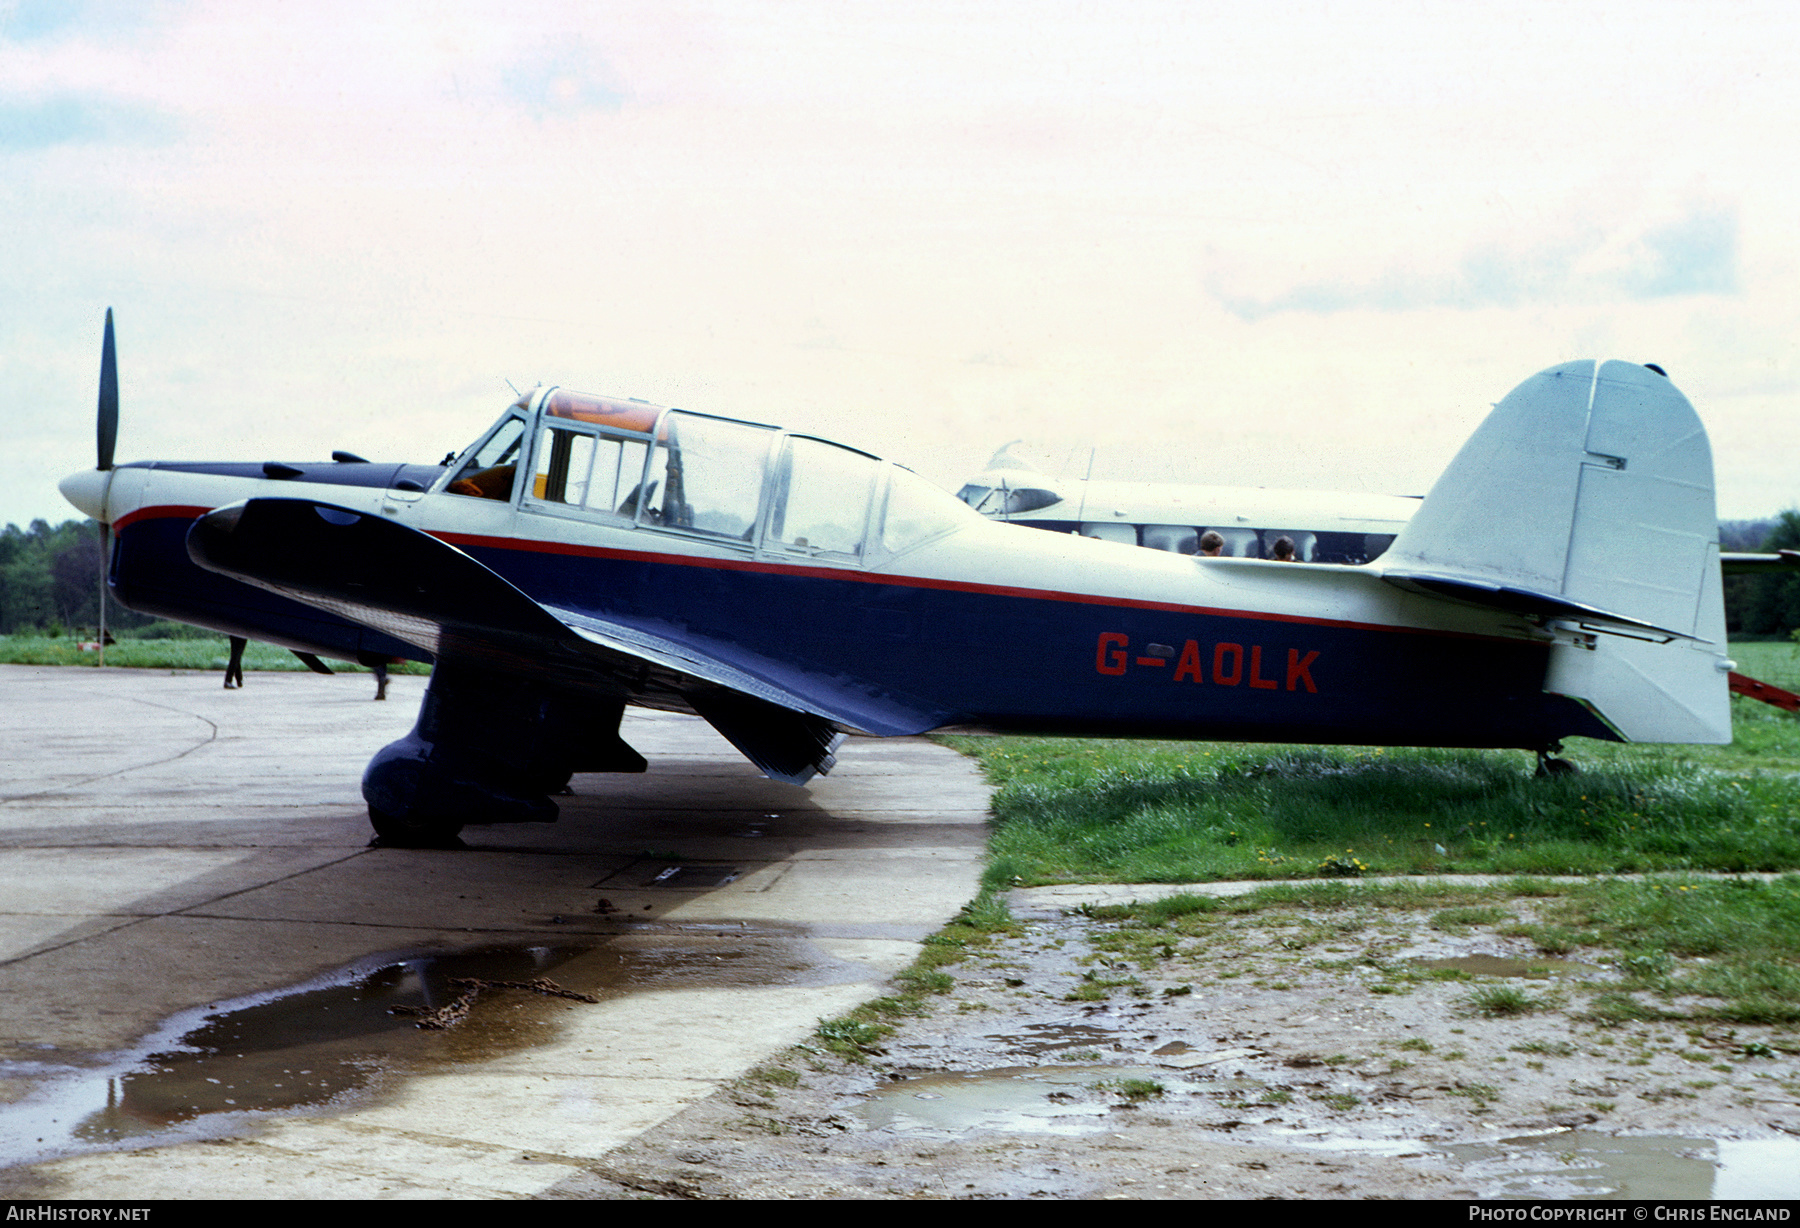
[1534,744,1579,778]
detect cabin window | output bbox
[532,427,595,504]
[882,467,981,555]
[593,436,652,516]
[448,416,526,500]
[644,411,777,540]
[528,423,655,518]
[1263,529,1318,562]
[766,437,879,560]
[1199,526,1262,557]
[1079,522,1136,545]
[1142,524,1197,554]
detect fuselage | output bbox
[63,385,1611,752]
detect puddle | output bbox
[983,1022,1124,1057]
[859,1065,1203,1135]
[1412,954,1598,979]
[0,928,852,1167]
[1448,1130,1800,1199]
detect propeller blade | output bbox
[97,307,117,471]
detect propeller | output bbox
[98,307,118,472]
[94,308,117,665]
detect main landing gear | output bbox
[361,663,646,848]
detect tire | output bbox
[367,807,465,849]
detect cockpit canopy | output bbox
[443,386,979,564]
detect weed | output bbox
[744,1066,802,1089]
[815,1016,891,1059]
[1449,1082,1500,1106]
[1106,1078,1166,1102]
[1318,1092,1361,1111]
[1464,985,1544,1017]
[1585,992,1663,1025]
[1511,1040,1575,1057]
[1431,906,1513,935]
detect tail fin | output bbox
[1382,360,1729,743]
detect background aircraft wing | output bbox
[1722,549,1800,576]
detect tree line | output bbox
[0,520,151,636]
[3,514,1799,639]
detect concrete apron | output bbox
[0,665,991,1198]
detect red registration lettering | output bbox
[1286,649,1320,693]
[1096,632,1129,676]
[1213,642,1243,686]
[1174,640,1205,683]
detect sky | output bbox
[5,0,1799,530]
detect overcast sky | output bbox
[6,0,1798,530]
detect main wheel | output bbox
[367,807,465,849]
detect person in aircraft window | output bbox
[1271,535,1297,562]
[1199,531,1224,557]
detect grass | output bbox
[1463,985,1545,1017]
[1075,875,1800,1026]
[0,625,430,674]
[944,643,1800,883]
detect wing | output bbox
[185,497,858,783]
[1722,549,1800,576]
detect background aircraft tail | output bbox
[1381,360,1730,744]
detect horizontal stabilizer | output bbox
[1382,573,1699,640]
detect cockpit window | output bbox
[448,416,526,500]
[644,411,778,540]
[956,481,1059,516]
[766,437,880,559]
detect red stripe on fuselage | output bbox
[435,529,1520,644]
[112,503,1522,646]
[114,504,212,531]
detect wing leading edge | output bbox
[185,497,856,784]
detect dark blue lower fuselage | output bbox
[116,507,1614,750]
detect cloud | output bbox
[1214,204,1740,319]
[0,95,173,149]
[0,0,88,42]
[501,42,626,117]
[1614,208,1738,298]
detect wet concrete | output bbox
[0,665,989,1198]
